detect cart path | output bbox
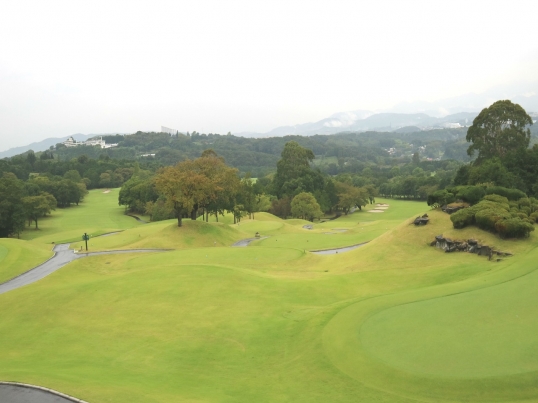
[0,243,170,296]
[232,237,269,247]
[310,242,369,255]
[0,382,88,403]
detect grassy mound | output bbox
[0,239,53,283]
[3,194,538,402]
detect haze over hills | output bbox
[2,82,537,159]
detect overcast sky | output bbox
[1,0,538,151]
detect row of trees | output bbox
[0,167,91,237]
[119,142,380,225]
[0,152,149,190]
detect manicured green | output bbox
[2,193,538,402]
[20,188,144,244]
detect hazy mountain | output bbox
[1,134,100,159]
[236,111,476,138]
[388,81,538,117]
[3,81,536,157]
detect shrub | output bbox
[456,186,486,205]
[450,207,476,229]
[427,189,455,207]
[529,212,538,223]
[475,208,511,232]
[483,194,509,206]
[485,186,526,201]
[495,217,535,238]
[475,199,508,211]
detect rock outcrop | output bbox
[413,214,429,226]
[432,235,512,260]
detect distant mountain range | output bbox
[235,111,477,138]
[0,134,101,159]
[2,81,537,158]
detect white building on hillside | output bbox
[62,136,118,149]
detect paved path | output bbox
[0,244,169,295]
[127,214,148,223]
[310,242,368,255]
[231,237,269,247]
[0,383,87,403]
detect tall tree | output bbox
[272,141,324,198]
[0,173,26,237]
[155,161,210,227]
[291,192,323,221]
[466,100,533,160]
[22,192,57,229]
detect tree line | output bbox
[118,141,380,225]
[0,172,88,237]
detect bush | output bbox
[475,208,511,232]
[475,199,508,211]
[483,194,509,206]
[485,186,526,201]
[456,186,486,205]
[530,212,538,223]
[450,207,476,229]
[495,217,535,238]
[427,189,455,207]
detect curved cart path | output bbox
[0,244,170,296]
[0,382,88,403]
[232,237,269,247]
[310,242,368,255]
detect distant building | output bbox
[161,126,179,136]
[62,136,118,149]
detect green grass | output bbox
[2,193,538,402]
[20,188,144,244]
[0,239,53,283]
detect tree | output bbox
[0,173,26,237]
[291,192,323,221]
[22,192,57,229]
[154,151,239,226]
[335,182,367,214]
[155,161,210,227]
[466,100,533,160]
[272,141,324,198]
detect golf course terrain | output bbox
[2,189,538,402]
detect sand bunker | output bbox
[368,209,385,213]
[376,206,389,209]
[102,189,111,194]
[376,203,389,206]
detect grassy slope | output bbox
[20,188,144,244]
[1,195,538,402]
[0,239,53,283]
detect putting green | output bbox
[323,244,538,401]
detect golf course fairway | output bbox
[2,189,538,402]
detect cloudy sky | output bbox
[1,0,537,151]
